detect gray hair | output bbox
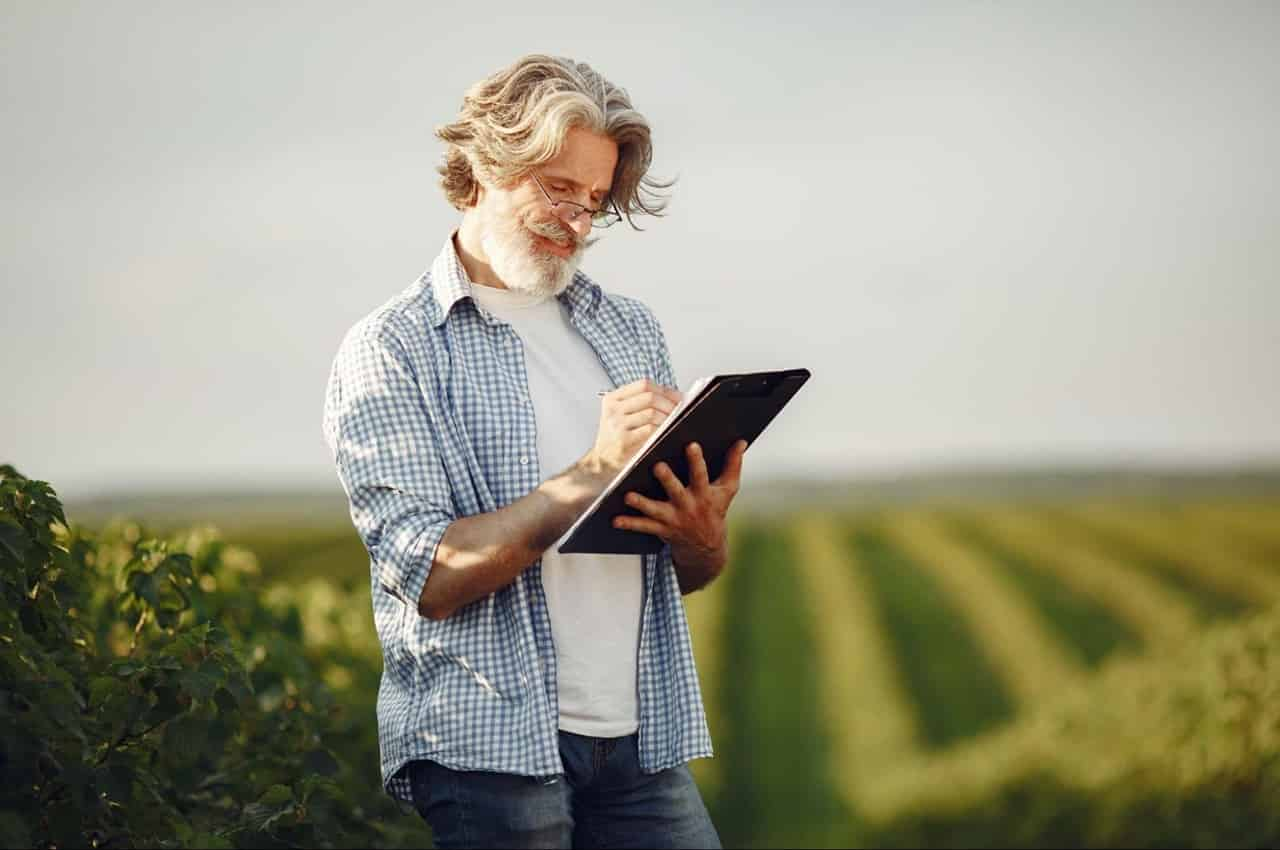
[435,54,671,228]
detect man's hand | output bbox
[581,379,683,479]
[613,439,748,593]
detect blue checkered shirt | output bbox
[322,237,713,803]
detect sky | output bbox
[3,1,1278,500]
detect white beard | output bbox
[481,209,583,298]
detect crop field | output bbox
[222,494,1280,848]
[10,468,1280,848]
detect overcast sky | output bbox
[3,1,1278,500]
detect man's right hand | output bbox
[581,379,682,479]
[422,378,681,620]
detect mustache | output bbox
[526,217,597,251]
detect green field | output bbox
[181,489,1279,848]
[41,474,1280,848]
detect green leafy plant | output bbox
[0,465,427,849]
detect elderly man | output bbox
[322,55,745,849]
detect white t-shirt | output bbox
[469,281,643,738]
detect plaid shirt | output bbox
[322,237,712,803]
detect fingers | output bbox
[589,379,683,478]
[607,379,682,410]
[621,423,658,454]
[615,391,679,417]
[687,442,710,491]
[715,439,748,494]
[625,490,677,523]
[613,513,670,540]
[621,407,671,431]
[651,462,692,509]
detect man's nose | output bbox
[566,213,592,239]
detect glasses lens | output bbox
[591,209,622,229]
[552,202,588,224]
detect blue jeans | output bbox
[408,730,722,849]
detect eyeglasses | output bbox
[531,172,623,229]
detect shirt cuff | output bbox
[378,515,451,610]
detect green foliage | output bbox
[10,463,1280,849]
[862,605,1280,848]
[223,527,367,589]
[713,523,855,849]
[1044,507,1249,621]
[0,466,428,849]
[218,501,1280,849]
[848,523,1016,748]
[942,514,1142,667]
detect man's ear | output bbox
[466,154,509,204]
[474,171,516,202]
[471,174,503,209]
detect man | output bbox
[322,54,746,849]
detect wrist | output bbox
[673,537,727,576]
[672,543,725,594]
[574,452,613,489]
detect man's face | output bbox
[478,126,619,297]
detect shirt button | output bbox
[519,456,530,466]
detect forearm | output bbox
[417,457,611,619]
[673,539,728,595]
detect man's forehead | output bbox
[542,127,618,192]
[541,170,613,195]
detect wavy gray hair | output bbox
[436,54,671,229]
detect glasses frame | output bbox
[530,172,623,229]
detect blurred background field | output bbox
[61,467,1280,848]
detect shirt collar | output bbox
[428,232,603,328]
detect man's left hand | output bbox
[613,440,748,583]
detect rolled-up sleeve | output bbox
[323,326,455,609]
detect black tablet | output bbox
[557,367,811,554]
